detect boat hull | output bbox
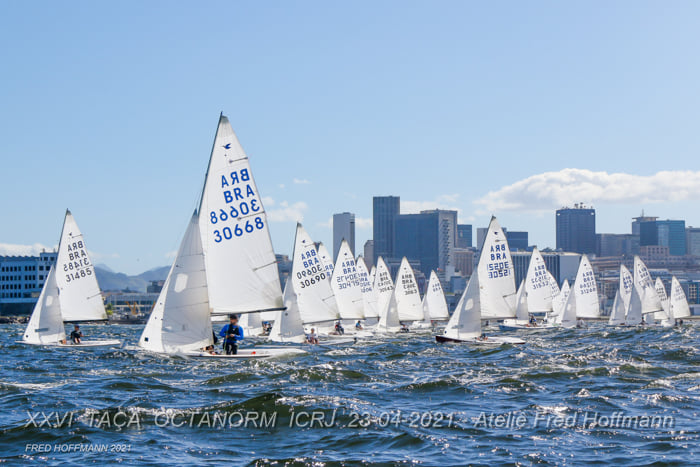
[498,323,557,331]
[185,347,307,359]
[435,335,525,345]
[17,339,122,348]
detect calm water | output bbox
[0,323,698,465]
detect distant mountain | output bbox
[94,263,114,273]
[95,265,170,292]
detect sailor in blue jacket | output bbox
[219,314,244,355]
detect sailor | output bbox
[307,328,319,344]
[70,324,82,344]
[477,333,488,341]
[400,323,410,333]
[219,314,244,355]
[529,314,537,326]
[355,320,363,330]
[202,345,218,355]
[334,320,345,335]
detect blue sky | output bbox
[1,1,700,274]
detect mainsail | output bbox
[514,280,529,321]
[608,289,626,326]
[291,224,339,324]
[394,257,423,322]
[477,217,516,319]
[669,276,691,320]
[355,257,379,319]
[373,257,394,320]
[619,265,633,310]
[654,278,670,322]
[139,213,212,354]
[317,243,335,281]
[422,270,449,321]
[198,115,283,315]
[55,210,107,322]
[524,248,552,313]
[633,256,663,315]
[331,240,365,320]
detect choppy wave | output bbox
[0,322,698,464]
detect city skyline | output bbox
[2,2,700,274]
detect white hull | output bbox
[436,335,525,345]
[18,339,121,348]
[185,347,307,359]
[499,321,557,331]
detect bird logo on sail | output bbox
[223,143,231,150]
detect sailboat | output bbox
[415,270,449,328]
[553,279,570,318]
[500,247,557,330]
[669,276,691,324]
[629,256,663,325]
[355,256,379,325]
[269,277,307,343]
[374,256,401,333]
[317,243,335,281]
[608,289,626,326]
[330,240,365,322]
[654,278,672,325]
[21,210,120,347]
[394,257,424,324]
[558,255,600,328]
[437,216,524,344]
[139,115,304,359]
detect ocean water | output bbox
[0,322,698,465]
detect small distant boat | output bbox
[437,217,524,344]
[374,257,402,333]
[414,270,449,329]
[20,210,120,348]
[394,257,424,325]
[355,256,379,326]
[559,255,600,328]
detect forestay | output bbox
[198,115,283,315]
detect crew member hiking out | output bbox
[219,314,244,355]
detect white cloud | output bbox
[262,196,275,207]
[165,250,177,259]
[0,243,55,256]
[267,200,308,222]
[474,168,700,213]
[402,194,462,215]
[293,178,310,185]
[278,184,286,189]
[356,217,373,229]
[317,217,332,229]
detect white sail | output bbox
[477,217,516,319]
[394,257,424,322]
[572,255,600,319]
[525,248,552,313]
[560,286,577,328]
[619,265,633,310]
[670,276,691,319]
[548,272,561,316]
[355,257,379,319]
[238,312,263,336]
[376,290,401,333]
[423,270,449,320]
[373,257,394,320]
[291,224,339,324]
[514,280,529,321]
[442,273,481,339]
[198,115,283,316]
[608,289,626,326]
[330,240,365,320]
[625,284,643,325]
[633,256,662,315]
[269,277,307,343]
[369,266,377,286]
[317,243,335,281]
[553,280,571,323]
[54,210,106,322]
[139,213,212,354]
[22,267,65,344]
[653,278,670,322]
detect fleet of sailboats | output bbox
[18,115,696,356]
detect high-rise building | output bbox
[0,251,57,315]
[476,227,488,251]
[556,204,596,254]
[632,214,658,236]
[456,224,472,248]
[393,209,457,280]
[506,231,528,251]
[363,240,375,268]
[453,248,475,276]
[511,251,581,287]
[657,220,686,256]
[372,196,400,260]
[332,212,355,260]
[687,227,700,257]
